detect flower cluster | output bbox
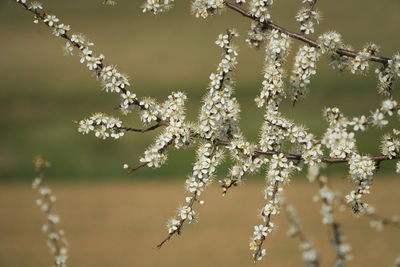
[290,45,320,103]
[345,154,375,215]
[322,107,356,158]
[350,43,379,74]
[381,129,400,159]
[248,0,275,23]
[255,29,291,108]
[246,22,268,49]
[33,156,68,267]
[376,53,400,96]
[286,204,320,267]
[296,0,321,35]
[78,113,124,140]
[318,31,342,54]
[142,0,174,15]
[191,0,225,19]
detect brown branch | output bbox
[223,1,390,64]
[213,138,400,164]
[128,162,147,173]
[121,121,166,133]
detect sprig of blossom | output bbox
[198,29,241,140]
[348,99,398,132]
[296,0,321,35]
[345,154,375,215]
[255,29,291,108]
[158,143,224,247]
[158,29,242,246]
[77,113,124,139]
[290,45,320,104]
[33,156,69,267]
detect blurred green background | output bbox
[1,0,400,181]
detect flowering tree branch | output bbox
[13,0,400,264]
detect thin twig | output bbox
[156,193,198,248]
[121,121,166,133]
[128,162,147,173]
[223,1,390,64]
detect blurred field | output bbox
[1,178,400,267]
[1,0,400,180]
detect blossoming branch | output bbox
[14,0,400,264]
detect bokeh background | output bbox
[1,0,400,266]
